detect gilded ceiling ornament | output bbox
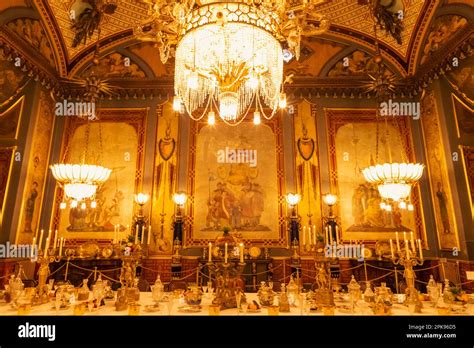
[70,0,119,48]
[135,0,329,64]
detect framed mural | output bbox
[420,91,460,250]
[16,92,55,244]
[51,108,146,240]
[451,93,474,138]
[326,108,425,244]
[0,96,24,140]
[460,145,474,214]
[150,102,179,255]
[186,118,286,247]
[293,101,323,253]
[0,148,14,226]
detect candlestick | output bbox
[329,226,333,245]
[59,237,63,257]
[135,225,139,244]
[335,225,339,244]
[389,239,394,258]
[410,231,415,252]
[38,229,44,251]
[405,240,410,260]
[417,239,423,260]
[395,232,400,251]
[239,243,244,263]
[147,225,152,245]
[141,227,145,244]
[44,237,50,257]
[224,243,228,263]
[53,230,58,250]
[302,226,306,246]
[208,242,212,262]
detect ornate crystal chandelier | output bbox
[361,8,424,211]
[136,0,329,125]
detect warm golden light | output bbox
[134,193,150,206]
[174,3,283,125]
[286,193,301,206]
[173,96,182,112]
[207,111,216,125]
[50,164,111,202]
[322,193,338,206]
[253,111,261,125]
[362,162,424,203]
[173,192,187,206]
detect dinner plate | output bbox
[178,305,202,313]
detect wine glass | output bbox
[54,295,61,314]
[236,292,242,314]
[241,302,249,314]
[166,298,174,315]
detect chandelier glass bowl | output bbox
[50,163,112,202]
[174,2,284,125]
[362,162,424,203]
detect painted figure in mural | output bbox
[365,187,384,227]
[436,182,451,234]
[351,184,367,226]
[24,181,38,233]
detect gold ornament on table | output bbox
[389,232,424,312]
[206,227,246,309]
[136,0,329,125]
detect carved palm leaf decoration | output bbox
[71,0,118,48]
[373,0,403,45]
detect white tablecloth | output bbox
[1,292,472,316]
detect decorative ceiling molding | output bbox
[325,49,394,77]
[6,18,56,68]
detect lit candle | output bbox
[38,229,44,251]
[44,237,50,257]
[47,229,52,246]
[405,240,410,260]
[53,230,58,250]
[418,239,423,260]
[224,243,228,263]
[329,226,333,245]
[403,232,407,244]
[141,227,145,244]
[325,226,329,244]
[302,226,306,246]
[335,225,339,244]
[147,225,152,245]
[395,232,400,251]
[313,225,316,245]
[389,239,394,258]
[208,242,212,262]
[239,243,244,263]
[32,237,36,249]
[135,225,139,244]
[59,237,63,257]
[410,231,416,252]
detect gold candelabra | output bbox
[389,233,424,309]
[207,260,246,310]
